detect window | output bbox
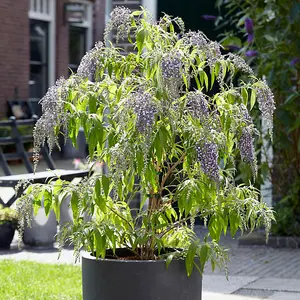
[29,20,49,99]
[69,26,86,74]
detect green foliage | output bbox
[217,0,300,236]
[0,205,18,225]
[17,7,275,276]
[0,260,81,299]
[272,178,300,236]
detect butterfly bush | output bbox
[255,80,275,137]
[18,7,275,276]
[104,6,132,43]
[196,142,219,182]
[77,41,104,78]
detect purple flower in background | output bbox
[201,15,217,21]
[226,45,241,51]
[245,50,258,57]
[247,33,254,44]
[244,18,254,33]
[290,57,300,66]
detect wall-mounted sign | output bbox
[64,3,86,24]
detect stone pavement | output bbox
[1,227,300,300]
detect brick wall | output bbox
[0,0,29,117]
[93,0,106,43]
[56,0,69,79]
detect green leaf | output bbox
[136,29,146,54]
[96,194,106,213]
[70,192,79,220]
[185,242,197,277]
[53,195,61,222]
[94,229,106,258]
[88,127,97,159]
[108,63,113,77]
[250,89,256,110]
[43,190,52,216]
[131,10,143,17]
[199,244,209,273]
[229,211,240,238]
[102,175,110,198]
[166,254,174,269]
[89,94,97,113]
[208,215,222,242]
[95,178,101,197]
[241,88,248,105]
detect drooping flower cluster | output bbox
[206,41,222,69]
[104,6,132,43]
[33,77,68,169]
[130,91,157,133]
[161,51,182,80]
[77,41,104,78]
[182,31,222,76]
[255,80,275,136]
[186,91,209,119]
[196,142,219,181]
[182,31,208,49]
[110,143,131,176]
[227,53,254,75]
[238,127,257,177]
[239,104,253,126]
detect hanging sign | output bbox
[64,3,86,24]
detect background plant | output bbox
[17,7,274,275]
[0,204,18,225]
[216,0,300,236]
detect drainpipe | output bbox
[141,0,157,21]
[105,0,112,25]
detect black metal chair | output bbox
[0,116,89,207]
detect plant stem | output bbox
[159,152,186,202]
[106,204,133,230]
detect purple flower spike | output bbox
[244,18,254,34]
[245,50,258,57]
[201,15,217,21]
[290,57,300,66]
[227,45,241,51]
[247,33,254,44]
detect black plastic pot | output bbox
[82,250,202,300]
[0,222,16,249]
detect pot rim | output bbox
[81,251,184,263]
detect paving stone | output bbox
[246,278,300,292]
[203,275,258,294]
[269,291,300,300]
[203,291,265,300]
[233,288,274,298]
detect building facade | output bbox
[0,0,105,117]
[0,0,217,117]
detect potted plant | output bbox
[0,204,18,249]
[16,7,275,300]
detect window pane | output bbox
[69,26,86,72]
[30,20,48,99]
[29,64,44,98]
